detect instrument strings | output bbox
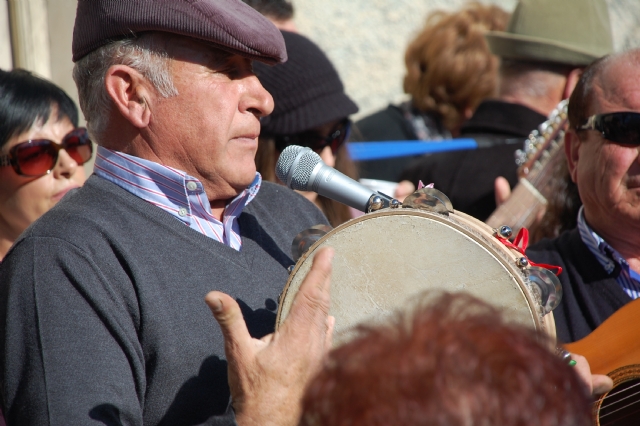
[593,380,640,425]
[598,380,640,403]
[599,400,640,425]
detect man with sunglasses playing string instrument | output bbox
[0,1,336,425]
[527,49,640,361]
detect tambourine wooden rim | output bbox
[277,208,555,341]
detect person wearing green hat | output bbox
[399,0,614,222]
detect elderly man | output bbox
[527,49,640,346]
[0,1,334,425]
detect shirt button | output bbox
[187,181,198,191]
[178,207,188,217]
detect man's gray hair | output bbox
[72,33,178,141]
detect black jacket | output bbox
[527,228,632,344]
[399,100,547,221]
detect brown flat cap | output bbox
[72,0,287,64]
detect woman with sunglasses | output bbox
[254,30,359,227]
[0,69,92,260]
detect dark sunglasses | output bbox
[0,127,93,177]
[576,112,640,145]
[274,119,351,155]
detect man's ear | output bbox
[563,68,583,99]
[104,65,153,128]
[564,129,582,183]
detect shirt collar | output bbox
[577,206,627,274]
[93,146,261,224]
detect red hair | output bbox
[403,3,510,132]
[300,292,591,426]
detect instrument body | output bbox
[277,208,555,346]
[565,298,640,425]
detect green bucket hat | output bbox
[485,0,613,66]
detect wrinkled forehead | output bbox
[592,59,640,114]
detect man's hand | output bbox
[205,247,335,426]
[571,353,614,395]
[394,180,416,202]
[494,176,511,207]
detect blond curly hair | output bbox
[403,3,510,132]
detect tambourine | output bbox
[277,189,560,346]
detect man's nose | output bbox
[242,75,274,118]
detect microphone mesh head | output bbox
[275,145,323,191]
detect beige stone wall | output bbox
[294,0,640,119]
[47,0,81,118]
[0,1,12,70]
[6,0,51,78]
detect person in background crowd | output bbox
[241,0,297,32]
[0,1,334,424]
[300,292,592,426]
[399,0,613,222]
[528,49,640,344]
[254,30,359,227]
[353,2,509,183]
[0,68,91,261]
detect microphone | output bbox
[275,145,392,212]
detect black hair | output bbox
[241,0,294,21]
[0,68,79,148]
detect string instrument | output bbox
[565,298,640,425]
[485,99,569,232]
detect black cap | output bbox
[255,31,358,135]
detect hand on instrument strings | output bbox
[571,353,614,396]
[205,247,335,426]
[494,176,511,207]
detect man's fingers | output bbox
[205,291,252,352]
[394,180,415,202]
[592,374,614,395]
[571,353,593,393]
[570,353,612,396]
[281,247,334,340]
[494,176,511,206]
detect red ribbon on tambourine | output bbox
[495,228,563,276]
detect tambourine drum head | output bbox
[278,210,550,346]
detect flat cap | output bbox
[72,0,287,64]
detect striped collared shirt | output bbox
[93,147,261,251]
[577,206,640,299]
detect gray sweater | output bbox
[0,175,328,426]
